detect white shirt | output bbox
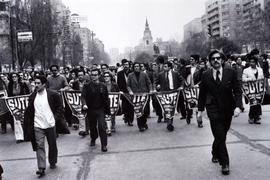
[213,67,223,81]
[34,89,55,129]
[168,70,174,90]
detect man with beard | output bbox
[197,50,242,175]
[127,62,151,132]
[117,59,134,126]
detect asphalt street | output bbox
[1,105,270,180]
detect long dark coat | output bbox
[23,89,70,151]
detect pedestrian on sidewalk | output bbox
[197,50,242,175]
[24,75,70,177]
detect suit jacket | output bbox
[198,67,242,117]
[117,70,131,93]
[155,70,184,91]
[24,89,70,151]
[127,72,151,93]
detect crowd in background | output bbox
[0,48,270,135]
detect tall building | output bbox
[135,19,154,54]
[204,0,243,39]
[0,0,12,70]
[183,18,203,41]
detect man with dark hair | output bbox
[197,50,242,175]
[82,69,110,152]
[24,75,70,177]
[117,59,134,126]
[155,61,184,131]
[127,62,151,132]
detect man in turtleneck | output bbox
[127,62,151,132]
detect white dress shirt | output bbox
[34,89,55,129]
[213,67,223,81]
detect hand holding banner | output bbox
[183,86,199,109]
[5,95,30,140]
[155,90,180,120]
[242,79,265,106]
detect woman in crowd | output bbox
[104,71,119,135]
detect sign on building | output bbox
[17,31,33,42]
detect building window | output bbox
[0,2,7,11]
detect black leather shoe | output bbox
[128,122,133,126]
[186,117,191,124]
[167,124,174,132]
[198,122,203,128]
[79,131,89,137]
[90,140,95,146]
[36,169,45,177]
[144,124,148,130]
[180,116,186,120]
[50,164,56,169]
[139,127,145,132]
[101,146,107,152]
[1,129,6,134]
[157,117,162,123]
[211,157,218,163]
[221,165,230,175]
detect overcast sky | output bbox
[62,0,206,52]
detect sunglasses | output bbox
[211,56,221,61]
[91,74,99,76]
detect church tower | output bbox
[142,18,153,46]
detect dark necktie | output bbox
[216,70,220,83]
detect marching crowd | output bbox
[0,48,270,177]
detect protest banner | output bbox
[155,90,180,120]
[183,86,199,109]
[5,95,30,140]
[106,92,121,133]
[122,93,149,118]
[63,91,86,132]
[242,79,266,106]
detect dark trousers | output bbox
[0,112,14,131]
[137,105,149,129]
[34,127,58,169]
[87,108,107,146]
[122,97,134,123]
[208,113,232,166]
[152,95,163,118]
[249,104,262,119]
[177,92,186,118]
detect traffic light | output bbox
[207,25,212,37]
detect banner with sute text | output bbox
[242,79,265,106]
[183,86,199,109]
[5,95,30,140]
[155,90,180,120]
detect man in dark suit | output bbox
[155,61,184,131]
[24,75,70,177]
[197,50,242,175]
[117,59,134,126]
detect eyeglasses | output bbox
[91,74,99,76]
[12,76,18,78]
[211,56,221,61]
